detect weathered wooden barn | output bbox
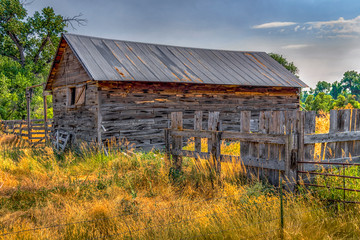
[45,33,308,149]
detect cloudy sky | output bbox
[27,0,360,88]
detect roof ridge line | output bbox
[63,32,266,54]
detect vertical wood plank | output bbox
[211,131,222,176]
[335,110,344,159]
[194,111,203,153]
[350,109,357,156]
[240,111,252,179]
[43,95,48,141]
[240,111,251,160]
[342,109,351,158]
[258,111,266,160]
[171,112,183,171]
[297,111,305,182]
[277,111,286,186]
[355,110,360,156]
[208,112,220,153]
[268,111,278,185]
[283,111,293,184]
[164,128,170,162]
[26,89,31,142]
[326,110,338,159]
[258,111,266,181]
[304,111,316,161]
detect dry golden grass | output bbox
[0,132,359,239]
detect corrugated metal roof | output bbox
[52,33,308,88]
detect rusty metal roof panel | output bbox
[63,33,308,88]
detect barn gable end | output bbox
[50,40,99,143]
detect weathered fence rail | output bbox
[0,119,53,146]
[166,109,360,188]
[165,111,300,187]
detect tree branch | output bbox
[2,54,19,62]
[33,34,50,64]
[63,13,87,30]
[7,31,25,66]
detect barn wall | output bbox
[51,45,90,88]
[52,83,99,143]
[98,81,300,149]
[51,45,99,143]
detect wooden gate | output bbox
[166,109,360,189]
[0,119,52,146]
[165,111,302,188]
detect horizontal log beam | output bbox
[170,150,286,171]
[304,131,360,144]
[221,155,286,171]
[171,149,210,159]
[169,129,286,144]
[221,131,286,144]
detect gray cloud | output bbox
[282,44,310,49]
[252,21,297,29]
[254,16,360,38]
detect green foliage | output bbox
[303,71,360,113]
[303,92,334,113]
[314,81,331,95]
[0,55,39,119]
[341,70,360,98]
[0,0,73,73]
[0,0,84,119]
[330,81,343,99]
[269,53,299,77]
[269,54,360,113]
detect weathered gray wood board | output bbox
[166,111,298,186]
[0,119,53,145]
[98,81,300,149]
[51,46,99,143]
[166,110,360,188]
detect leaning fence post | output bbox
[194,111,203,154]
[26,89,31,144]
[164,128,171,162]
[211,131,222,176]
[171,112,183,172]
[43,94,48,143]
[208,112,221,176]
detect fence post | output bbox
[284,111,301,192]
[240,111,252,179]
[279,179,284,240]
[296,111,305,185]
[164,128,170,162]
[43,94,48,142]
[208,112,220,153]
[171,112,183,172]
[26,89,31,144]
[211,131,222,176]
[284,133,296,191]
[208,112,221,176]
[194,111,203,154]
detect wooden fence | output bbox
[165,109,360,188]
[0,119,53,146]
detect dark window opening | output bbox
[70,87,76,105]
